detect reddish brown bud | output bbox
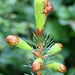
[42,0,53,17]
[33,51,40,58]
[6,35,20,46]
[43,55,47,59]
[58,64,67,73]
[32,58,43,72]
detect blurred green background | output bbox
[0,0,75,75]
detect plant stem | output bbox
[38,43,44,58]
[37,71,42,75]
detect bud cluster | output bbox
[6,0,67,75]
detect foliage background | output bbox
[0,0,75,75]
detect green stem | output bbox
[46,62,67,73]
[46,43,63,56]
[16,38,33,52]
[35,0,46,30]
[6,35,33,52]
